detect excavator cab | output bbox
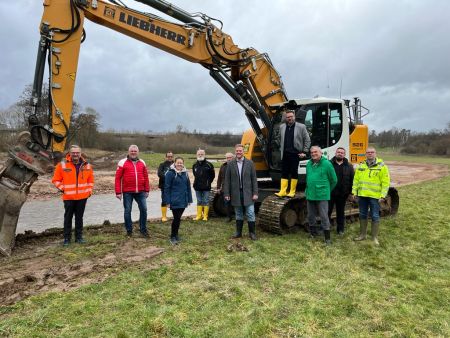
[268,97,350,183]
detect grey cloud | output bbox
[0,0,449,134]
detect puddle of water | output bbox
[17,191,197,234]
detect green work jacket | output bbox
[305,157,337,201]
[352,158,390,199]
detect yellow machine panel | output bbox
[241,129,269,171]
[349,124,369,164]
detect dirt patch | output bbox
[0,224,168,306]
[387,161,448,187]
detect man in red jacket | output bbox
[115,145,150,237]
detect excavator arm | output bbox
[0,0,287,255]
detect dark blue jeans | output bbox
[358,196,380,222]
[123,192,148,234]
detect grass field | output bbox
[377,148,450,166]
[139,153,226,169]
[1,171,449,336]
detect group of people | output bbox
[274,109,390,245]
[52,111,390,247]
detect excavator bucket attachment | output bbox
[0,131,52,256]
[0,182,28,256]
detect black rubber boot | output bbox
[309,226,319,238]
[232,220,243,238]
[248,221,257,240]
[324,230,331,245]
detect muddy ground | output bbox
[0,223,170,306]
[0,155,448,307]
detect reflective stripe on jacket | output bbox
[352,158,390,199]
[52,153,94,200]
[115,157,150,194]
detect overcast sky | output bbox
[0,0,449,133]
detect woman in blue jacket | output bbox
[163,157,193,245]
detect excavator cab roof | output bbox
[269,97,345,112]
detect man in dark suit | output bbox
[275,110,311,198]
[223,144,259,240]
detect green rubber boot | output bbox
[354,219,368,241]
[371,221,380,245]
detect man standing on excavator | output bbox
[275,110,311,198]
[52,145,94,246]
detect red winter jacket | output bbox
[115,157,150,194]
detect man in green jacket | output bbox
[352,147,390,245]
[306,146,337,245]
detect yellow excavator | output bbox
[0,0,398,255]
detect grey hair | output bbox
[225,152,234,158]
[128,144,139,151]
[310,145,322,153]
[69,144,81,151]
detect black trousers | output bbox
[281,152,300,180]
[63,198,87,240]
[328,195,348,232]
[171,208,185,238]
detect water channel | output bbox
[17,191,197,234]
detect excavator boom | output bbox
[0,0,287,255]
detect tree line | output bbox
[0,84,240,153]
[370,125,450,156]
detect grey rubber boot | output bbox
[354,219,368,241]
[371,221,380,245]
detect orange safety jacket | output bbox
[52,153,94,200]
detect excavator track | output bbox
[257,187,399,235]
[257,194,308,234]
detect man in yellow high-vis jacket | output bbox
[352,147,390,245]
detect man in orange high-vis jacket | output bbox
[52,145,94,246]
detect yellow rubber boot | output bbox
[287,179,298,198]
[161,206,168,222]
[275,179,289,197]
[194,206,203,221]
[203,206,209,221]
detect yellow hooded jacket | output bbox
[352,158,390,199]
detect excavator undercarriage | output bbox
[210,187,399,235]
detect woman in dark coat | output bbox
[163,157,193,245]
